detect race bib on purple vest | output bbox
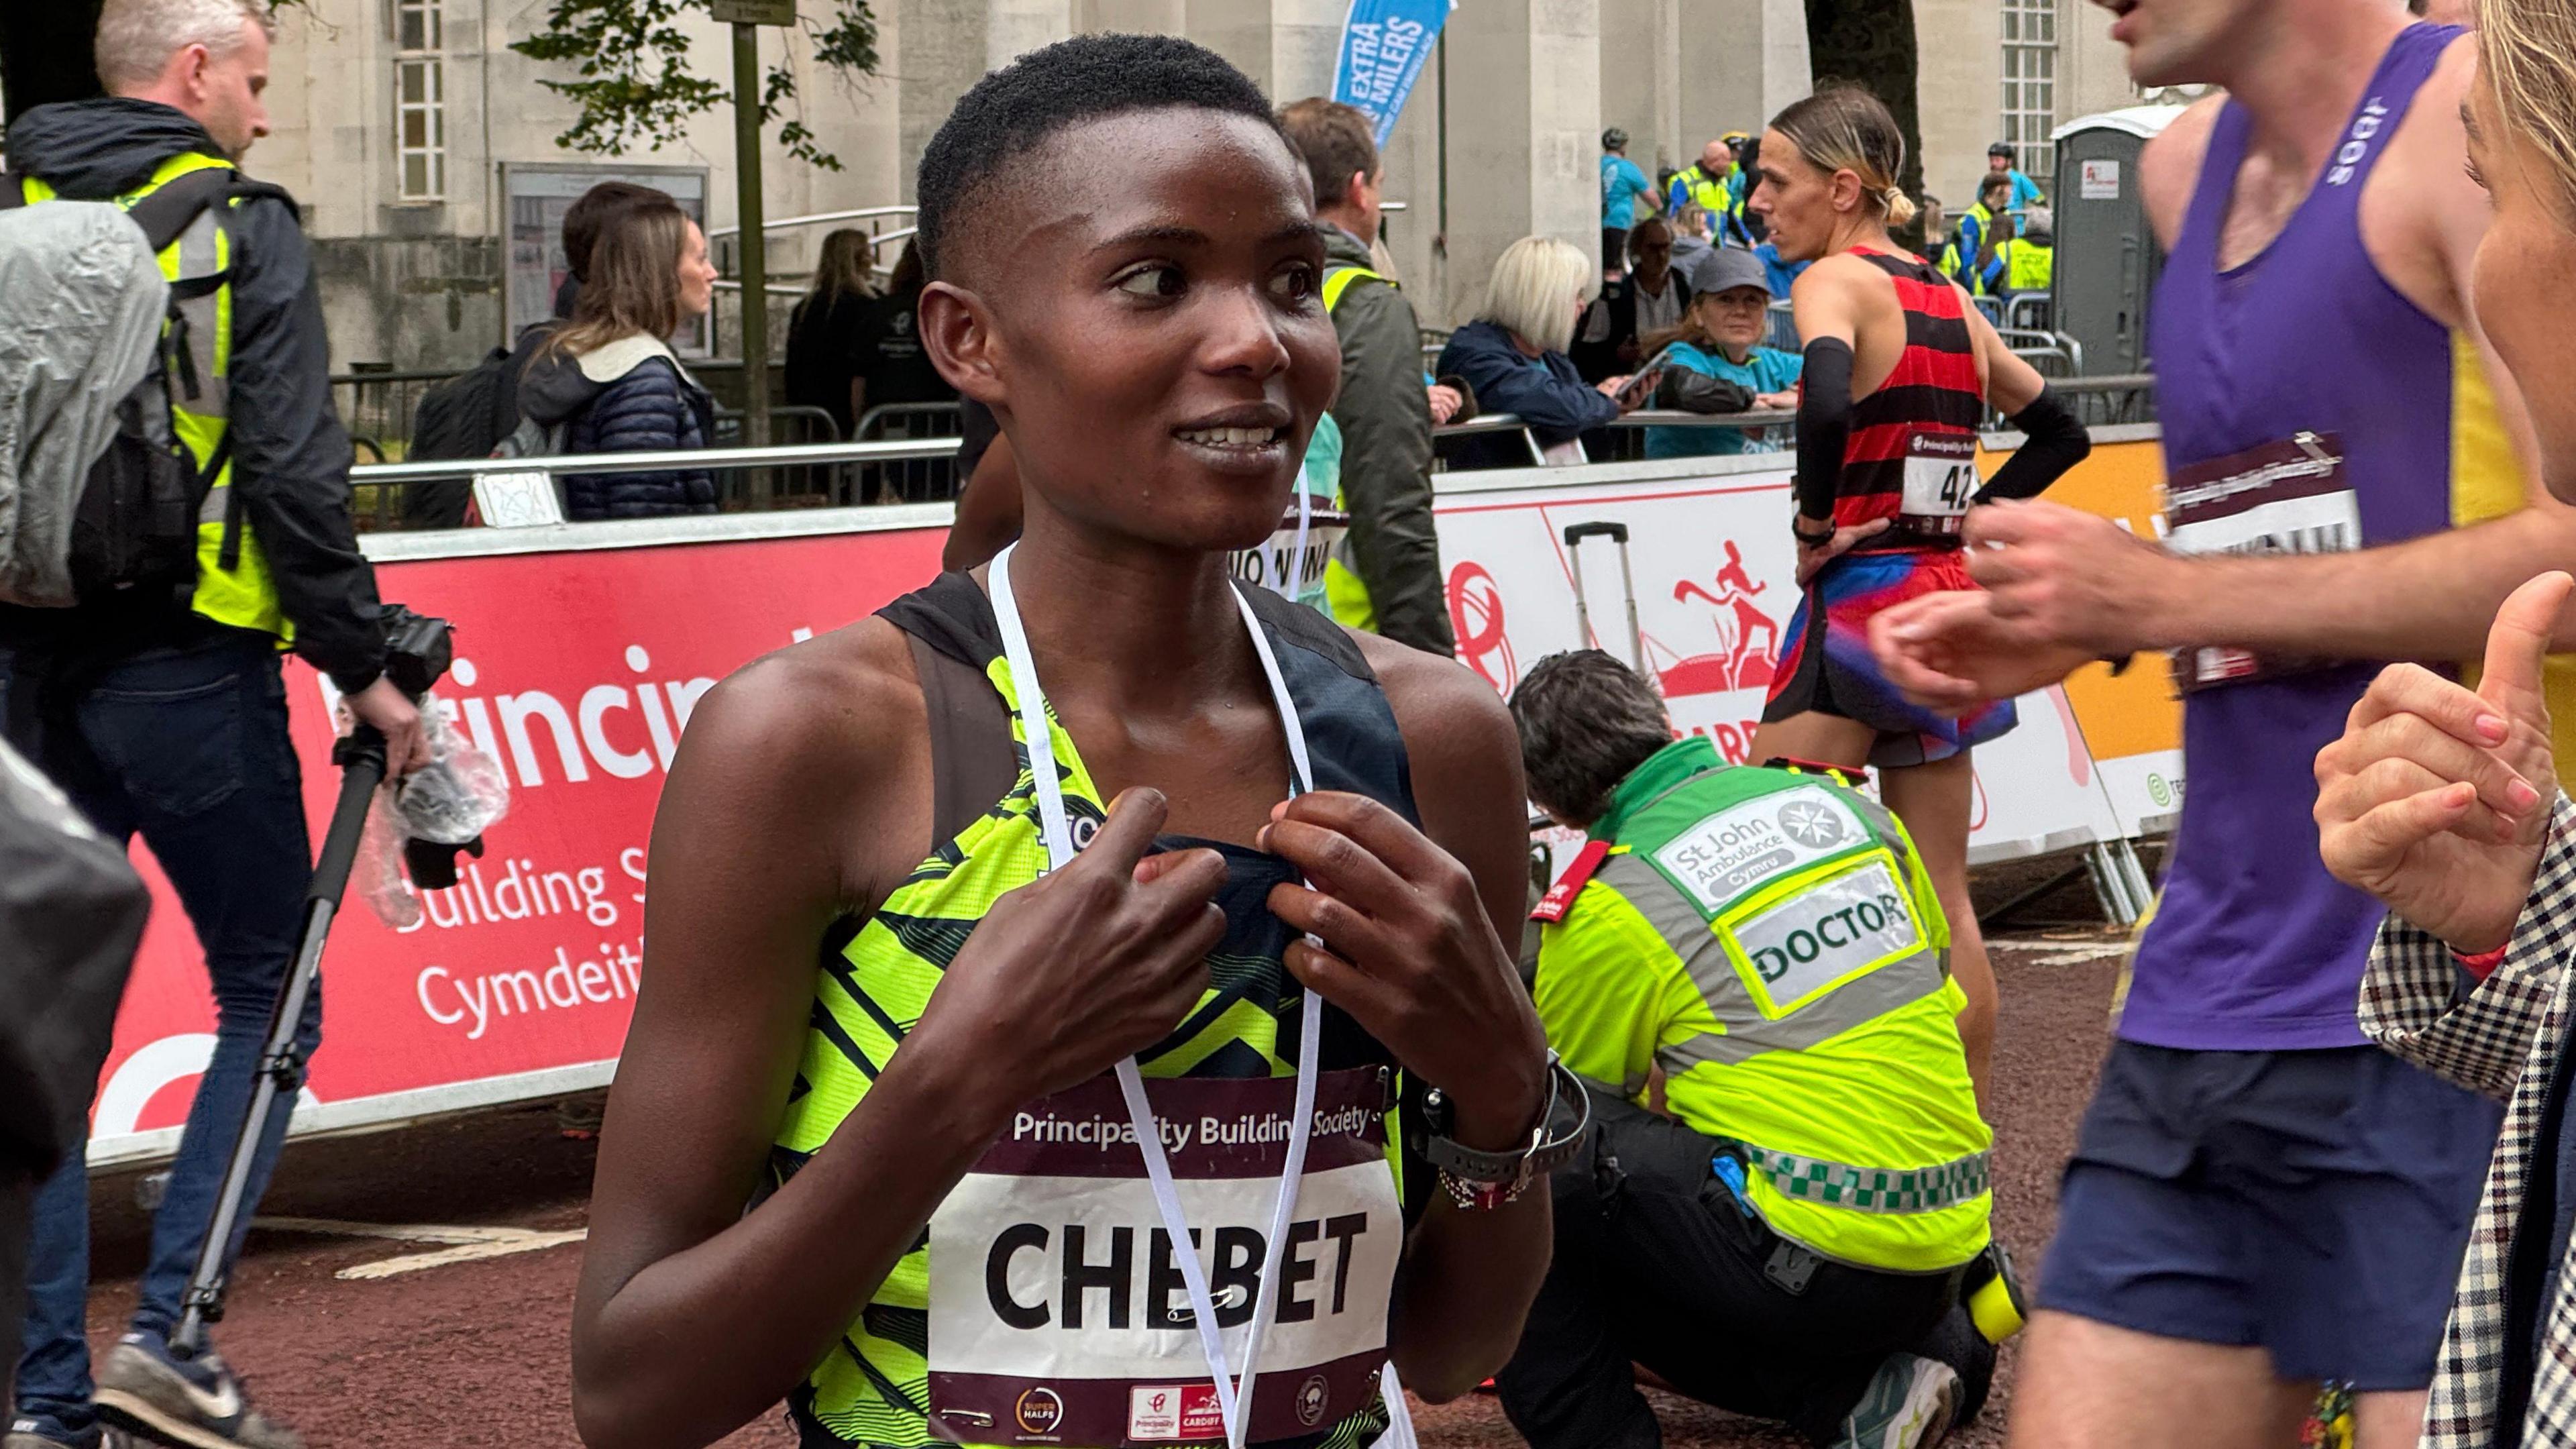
[2162,430,2360,692]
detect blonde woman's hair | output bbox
[541,199,695,364]
[95,0,274,91]
[2483,0,2576,220]
[1768,85,1919,229]
[1481,235,1593,354]
[806,228,881,307]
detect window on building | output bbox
[394,0,445,202]
[2000,0,2057,182]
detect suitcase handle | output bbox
[1563,521,1629,546]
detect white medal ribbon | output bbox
[993,543,1389,1449]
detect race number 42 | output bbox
[1900,433,1978,534]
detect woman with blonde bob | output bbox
[1745,87,2090,1097]
[2313,3,2576,1443]
[1436,235,1644,468]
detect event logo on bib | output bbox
[1297,1373,1332,1426]
[1014,1387,1065,1435]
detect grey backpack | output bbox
[0,168,274,608]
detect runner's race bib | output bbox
[926,1068,1401,1446]
[1898,432,1978,538]
[2161,431,2358,692]
[1228,497,1348,616]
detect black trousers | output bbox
[1496,1097,1992,1448]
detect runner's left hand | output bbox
[1794,518,1891,586]
[1259,792,1550,1154]
[1964,499,2174,655]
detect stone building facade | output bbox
[239,0,2140,374]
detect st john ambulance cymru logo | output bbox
[1776,798,1847,850]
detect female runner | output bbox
[1746,88,2092,1096]
[566,35,1558,1449]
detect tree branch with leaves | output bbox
[510,0,878,171]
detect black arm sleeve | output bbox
[1652,368,1754,415]
[1794,338,1854,524]
[1976,384,2091,504]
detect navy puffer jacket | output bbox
[518,336,720,519]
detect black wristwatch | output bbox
[1421,1051,1592,1210]
[1793,516,1836,547]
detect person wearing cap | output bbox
[1984,142,2045,215]
[1601,126,1660,276]
[1642,246,1805,460]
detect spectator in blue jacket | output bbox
[1437,235,1638,470]
[520,192,723,519]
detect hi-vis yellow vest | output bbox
[1534,741,1993,1273]
[1320,264,1392,635]
[20,153,289,641]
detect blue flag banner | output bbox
[1331,0,1455,148]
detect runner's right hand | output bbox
[2314,572,2570,955]
[914,787,1226,1104]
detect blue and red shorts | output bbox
[1764,547,2015,767]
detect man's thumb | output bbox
[2478,571,2575,713]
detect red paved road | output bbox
[69,943,2120,1448]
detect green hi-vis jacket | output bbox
[1532,739,1992,1273]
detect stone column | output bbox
[988,0,1074,70]
[1678,0,1809,150]
[1440,0,1599,319]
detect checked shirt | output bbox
[2361,796,2576,1449]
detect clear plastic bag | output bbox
[356,692,512,928]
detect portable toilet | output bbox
[2051,105,2186,376]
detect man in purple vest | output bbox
[1868,1,2576,1444]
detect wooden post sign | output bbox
[710,0,796,25]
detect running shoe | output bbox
[91,1334,303,1449]
[1835,1352,1960,1449]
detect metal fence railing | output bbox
[349,435,964,531]
[338,365,2157,529]
[1427,374,2155,471]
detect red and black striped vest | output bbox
[1833,248,1984,551]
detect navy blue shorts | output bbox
[2037,1040,2502,1389]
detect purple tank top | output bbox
[2125,22,2463,1051]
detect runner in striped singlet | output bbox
[1743,88,2093,1098]
[568,36,1561,1449]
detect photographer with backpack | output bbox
[0,2,427,1445]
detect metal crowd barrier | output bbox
[1427,376,2155,470]
[341,378,2158,527]
[348,435,963,530]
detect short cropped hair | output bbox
[1509,651,1675,828]
[96,0,273,91]
[562,181,670,284]
[1479,236,1593,355]
[1279,97,1379,211]
[916,33,1281,281]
